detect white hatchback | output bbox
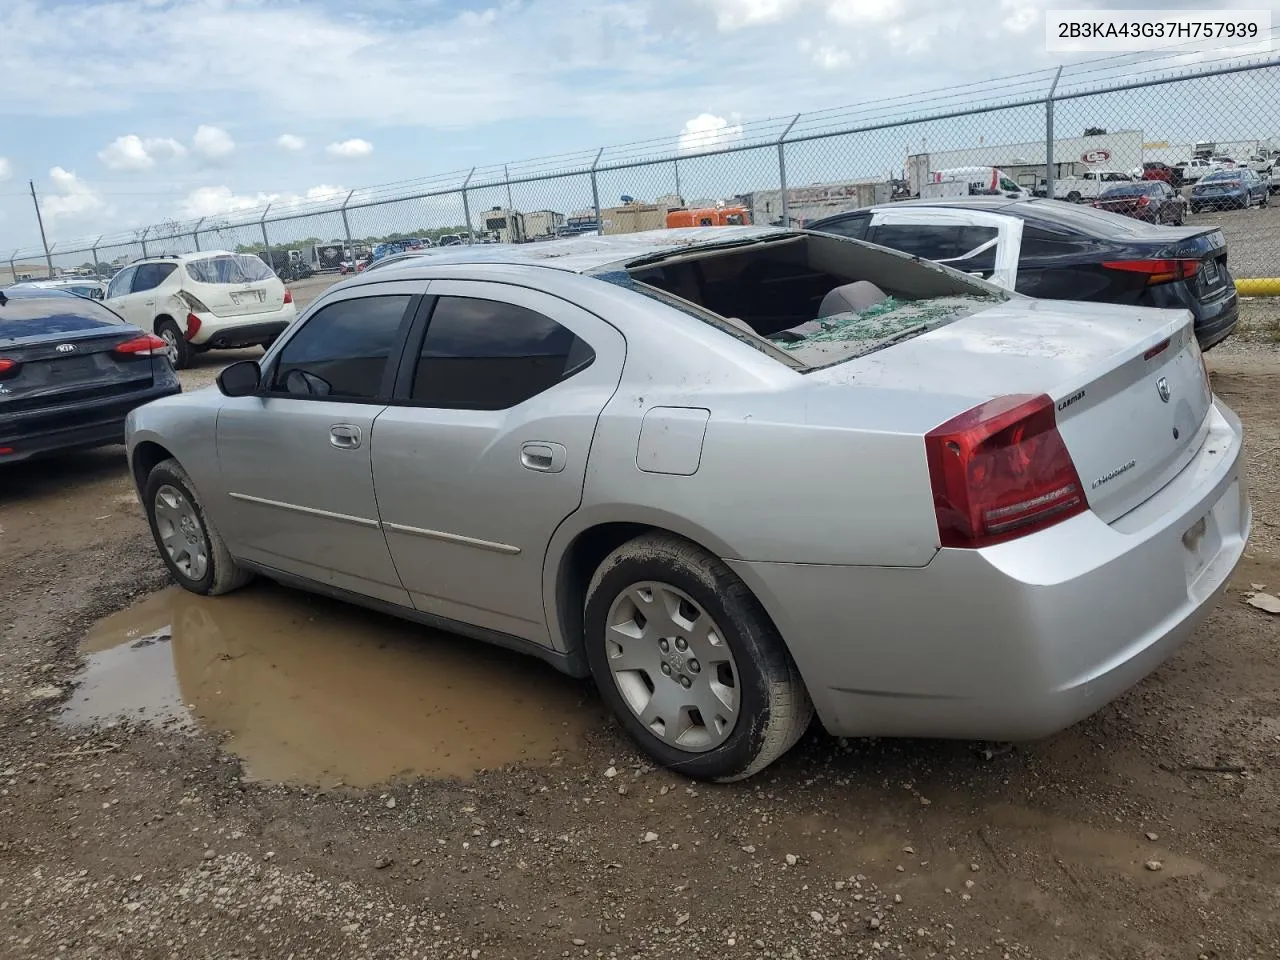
[104,251,298,369]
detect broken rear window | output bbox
[186,255,276,285]
[599,231,1007,370]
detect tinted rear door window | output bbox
[869,224,997,260]
[410,296,594,410]
[131,263,177,293]
[0,293,127,338]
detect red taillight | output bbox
[185,313,202,339]
[1136,195,1149,207]
[0,447,14,456]
[925,394,1087,549]
[283,289,293,304]
[1102,258,1202,285]
[1143,337,1171,360]
[113,334,169,356]
[0,358,16,377]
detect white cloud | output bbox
[178,183,349,219]
[277,133,306,151]
[325,138,374,160]
[192,125,236,161]
[701,0,802,30]
[0,157,11,181]
[800,39,851,69]
[98,134,187,171]
[678,113,744,155]
[43,167,105,222]
[826,0,896,25]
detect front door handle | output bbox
[329,423,362,450]
[521,441,567,473]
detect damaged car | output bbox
[104,251,299,370]
[125,227,1250,781]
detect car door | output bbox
[103,266,137,318]
[864,208,1023,290]
[126,262,177,328]
[213,283,423,606]
[370,280,626,646]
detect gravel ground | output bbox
[1,327,1279,959]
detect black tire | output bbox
[156,317,192,370]
[143,457,252,596]
[1066,191,1081,203]
[583,532,813,782]
[1261,193,1269,208]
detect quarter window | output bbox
[271,295,412,400]
[410,296,594,410]
[816,213,871,240]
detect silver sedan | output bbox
[126,226,1250,780]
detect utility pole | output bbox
[29,180,53,277]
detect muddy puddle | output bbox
[65,584,597,786]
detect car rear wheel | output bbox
[156,317,192,370]
[583,532,813,781]
[143,458,252,596]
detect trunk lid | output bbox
[0,327,155,412]
[1094,196,1146,216]
[818,298,1211,524]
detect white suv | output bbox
[103,251,298,369]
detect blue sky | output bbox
[0,0,1273,254]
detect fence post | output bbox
[674,159,682,206]
[8,251,17,284]
[461,168,475,244]
[192,217,205,252]
[590,148,605,235]
[1045,65,1064,201]
[47,242,58,277]
[341,190,356,266]
[503,163,515,235]
[777,114,800,227]
[28,180,54,277]
[259,205,274,270]
[139,226,151,259]
[91,236,102,277]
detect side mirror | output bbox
[217,360,262,397]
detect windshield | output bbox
[1100,183,1157,197]
[185,254,275,284]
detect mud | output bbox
[64,584,595,786]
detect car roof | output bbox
[130,249,239,264]
[356,226,787,279]
[1,285,76,299]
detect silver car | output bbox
[125,226,1250,781]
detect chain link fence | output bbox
[6,46,1280,287]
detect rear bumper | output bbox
[189,303,298,348]
[728,399,1249,742]
[0,381,182,464]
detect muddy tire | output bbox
[143,458,252,597]
[584,532,812,782]
[156,317,192,370]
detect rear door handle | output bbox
[521,441,567,473]
[329,423,362,450]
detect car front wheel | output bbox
[584,532,813,781]
[143,458,252,596]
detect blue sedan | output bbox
[1190,168,1270,212]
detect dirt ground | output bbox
[2,329,1279,959]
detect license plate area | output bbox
[48,355,97,379]
[1182,511,1222,586]
[230,290,265,306]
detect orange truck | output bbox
[665,206,751,228]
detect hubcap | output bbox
[153,484,209,581]
[604,581,740,752]
[160,328,179,365]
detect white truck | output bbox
[1044,169,1135,203]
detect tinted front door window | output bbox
[271,295,412,399]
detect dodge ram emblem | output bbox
[1156,376,1171,403]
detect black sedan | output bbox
[1093,180,1188,225]
[807,196,1238,351]
[0,287,180,464]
